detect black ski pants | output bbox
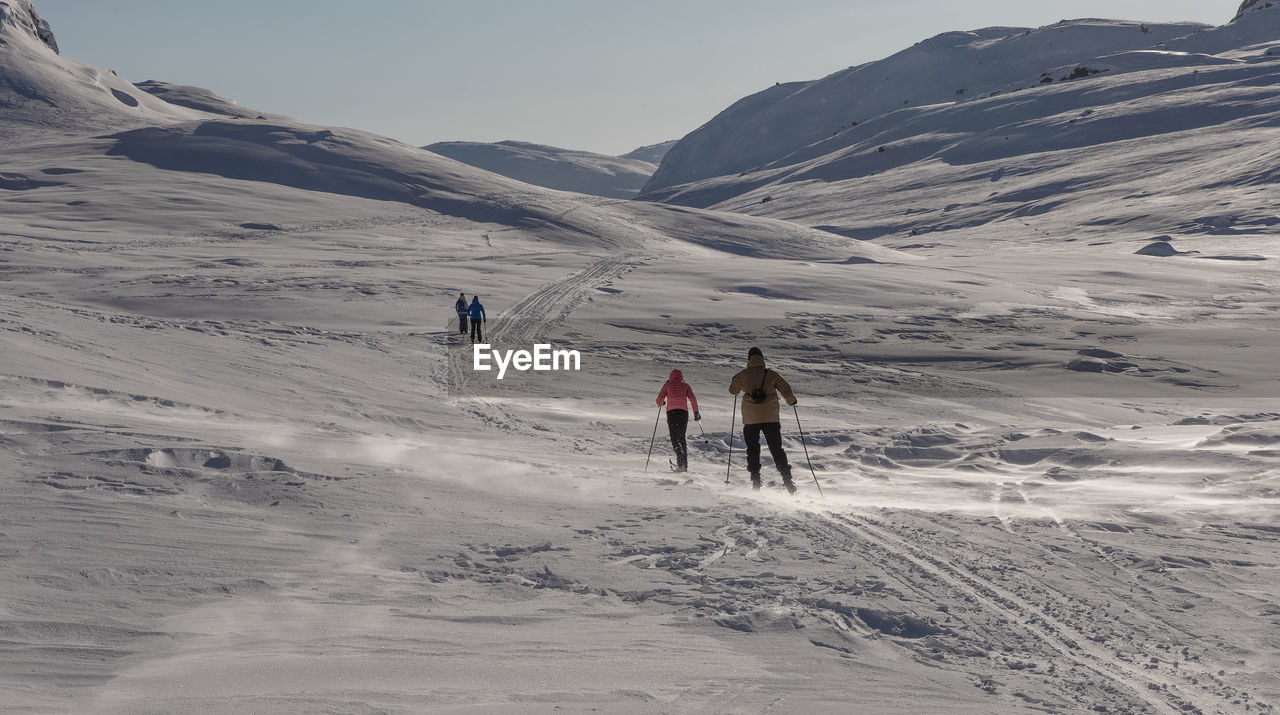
[666,409,688,468]
[470,318,483,343]
[744,421,789,477]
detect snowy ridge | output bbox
[0,0,877,261]
[643,19,1207,194]
[1170,0,1280,54]
[1234,0,1276,22]
[641,9,1280,251]
[0,0,203,143]
[619,139,678,164]
[132,81,277,120]
[0,0,57,52]
[425,140,659,198]
[3,117,882,261]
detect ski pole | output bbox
[644,404,663,472]
[696,417,709,444]
[793,403,824,498]
[726,394,737,484]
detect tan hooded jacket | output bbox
[729,354,796,425]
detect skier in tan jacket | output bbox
[729,347,798,492]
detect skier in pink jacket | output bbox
[657,369,701,472]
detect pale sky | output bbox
[37,1,1230,156]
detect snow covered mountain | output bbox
[0,0,871,260]
[641,4,1280,251]
[0,0,55,52]
[642,18,1208,194]
[0,0,203,143]
[425,140,660,198]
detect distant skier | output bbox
[729,347,798,492]
[455,292,468,335]
[656,369,701,472]
[468,296,487,343]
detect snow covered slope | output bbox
[425,140,659,198]
[5,123,885,261]
[643,18,1207,194]
[641,6,1280,254]
[0,0,877,262]
[132,80,280,120]
[0,0,204,143]
[0,0,55,51]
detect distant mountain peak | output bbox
[621,140,678,165]
[1233,0,1276,22]
[0,0,58,53]
[425,140,658,198]
[0,0,207,143]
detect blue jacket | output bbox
[455,297,467,315]
[468,300,486,321]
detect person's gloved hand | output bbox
[656,399,664,407]
[694,411,701,421]
[789,399,798,407]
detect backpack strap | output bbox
[749,369,771,403]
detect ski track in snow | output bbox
[445,252,648,439]
[492,254,641,341]
[819,512,1219,714]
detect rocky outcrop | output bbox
[1232,0,1273,22]
[0,0,58,53]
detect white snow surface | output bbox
[425,140,660,199]
[2,2,1279,714]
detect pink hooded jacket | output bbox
[657,369,700,413]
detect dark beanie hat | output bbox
[748,347,763,358]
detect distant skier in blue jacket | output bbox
[468,296,486,343]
